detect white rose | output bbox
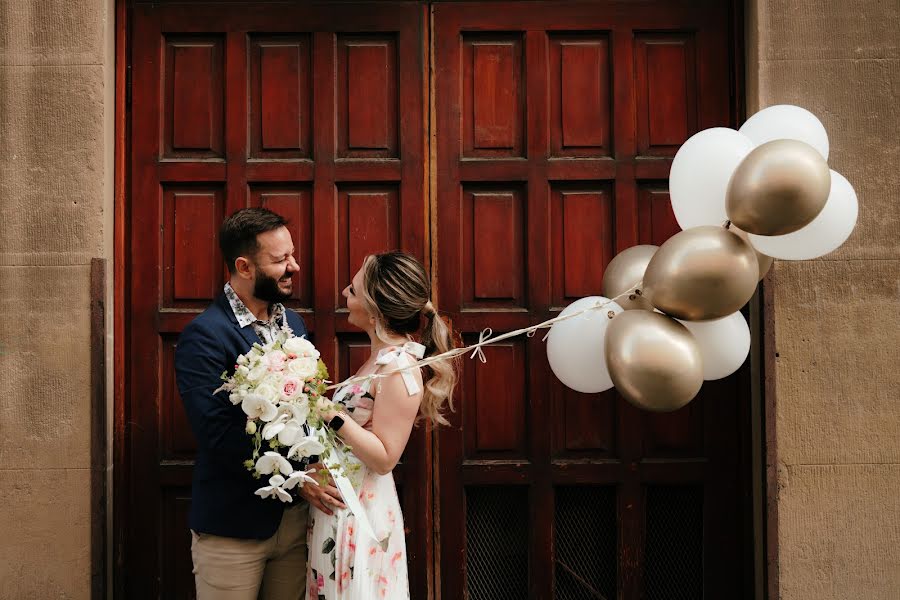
[266,350,288,370]
[286,357,318,379]
[254,382,280,403]
[247,365,267,382]
[283,337,318,358]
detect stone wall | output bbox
[748,1,900,598]
[0,1,897,598]
[0,0,111,597]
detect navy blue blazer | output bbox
[175,292,309,539]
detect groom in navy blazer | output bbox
[176,208,343,600]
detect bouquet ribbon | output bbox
[323,449,382,544]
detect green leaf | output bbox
[322,538,335,554]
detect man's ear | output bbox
[234,256,253,279]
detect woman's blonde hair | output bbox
[359,251,457,425]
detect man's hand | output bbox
[296,463,346,515]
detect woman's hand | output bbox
[314,396,340,422]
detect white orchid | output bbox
[277,420,307,447]
[255,451,294,476]
[255,475,293,502]
[282,469,319,490]
[283,396,310,422]
[287,436,326,460]
[241,394,277,422]
[261,413,290,440]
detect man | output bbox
[176,208,345,600]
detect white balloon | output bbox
[669,128,756,230]
[748,171,858,260]
[547,296,624,393]
[739,104,829,160]
[678,312,750,380]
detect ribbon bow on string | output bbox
[469,328,493,363]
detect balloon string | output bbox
[324,281,643,391]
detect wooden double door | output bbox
[124,1,752,598]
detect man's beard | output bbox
[253,269,292,303]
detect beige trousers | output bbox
[191,503,309,600]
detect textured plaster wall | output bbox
[749,1,900,598]
[0,0,110,597]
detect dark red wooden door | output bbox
[126,3,428,598]
[433,2,750,599]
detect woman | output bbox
[307,251,456,599]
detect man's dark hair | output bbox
[219,208,288,274]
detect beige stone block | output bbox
[777,463,900,600]
[0,65,105,263]
[0,265,92,469]
[0,468,91,599]
[0,0,105,66]
[762,0,900,60]
[758,58,900,260]
[772,260,900,466]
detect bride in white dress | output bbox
[306,251,456,599]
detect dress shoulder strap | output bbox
[373,341,426,396]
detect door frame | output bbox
[112,1,765,599]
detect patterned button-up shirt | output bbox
[224,282,286,344]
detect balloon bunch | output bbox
[547,105,858,412]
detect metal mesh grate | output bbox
[465,486,529,600]
[554,486,617,600]
[644,486,703,600]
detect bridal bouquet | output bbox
[215,324,343,502]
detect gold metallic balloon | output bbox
[602,245,658,310]
[643,226,759,321]
[726,139,831,236]
[730,225,774,281]
[604,310,703,412]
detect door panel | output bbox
[433,2,746,599]
[128,4,427,598]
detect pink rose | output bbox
[281,377,302,400]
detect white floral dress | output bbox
[306,344,424,600]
